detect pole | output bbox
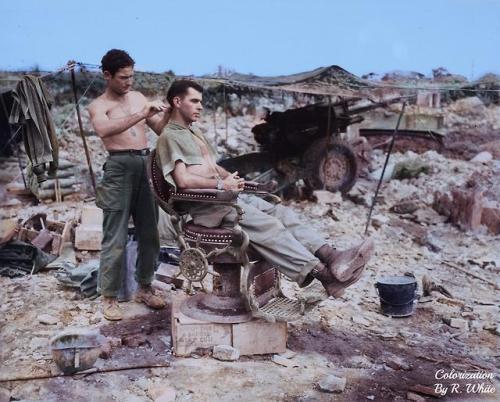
[69,62,97,195]
[364,102,407,236]
[223,85,228,142]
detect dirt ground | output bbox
[0,146,499,401]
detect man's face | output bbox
[104,66,134,96]
[175,88,203,123]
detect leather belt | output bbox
[108,149,150,156]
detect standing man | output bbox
[89,49,170,320]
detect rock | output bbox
[390,200,419,214]
[481,207,500,235]
[148,385,176,402]
[470,151,493,163]
[29,337,47,350]
[0,387,11,402]
[351,315,372,326]
[99,341,112,359]
[346,355,374,369]
[318,374,346,393]
[406,391,426,402]
[433,189,484,232]
[371,214,390,229]
[271,355,299,368]
[370,164,395,182]
[38,314,58,325]
[385,356,412,371]
[106,336,122,348]
[445,318,469,331]
[313,190,342,205]
[279,349,297,359]
[392,159,430,180]
[366,395,375,400]
[483,324,500,336]
[212,345,240,361]
[122,334,148,348]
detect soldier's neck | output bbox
[170,112,192,129]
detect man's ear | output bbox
[103,71,112,80]
[173,96,182,108]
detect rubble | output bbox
[317,374,347,393]
[212,345,240,361]
[0,71,499,401]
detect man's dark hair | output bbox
[166,79,204,106]
[101,49,135,76]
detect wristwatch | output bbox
[216,178,224,190]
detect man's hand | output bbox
[142,100,168,119]
[222,171,245,192]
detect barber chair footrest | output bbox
[258,297,305,322]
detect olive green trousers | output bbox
[188,193,326,285]
[96,153,159,297]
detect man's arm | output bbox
[215,165,231,179]
[147,110,171,135]
[172,161,243,191]
[88,97,166,139]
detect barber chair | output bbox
[147,149,306,324]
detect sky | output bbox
[1,0,499,79]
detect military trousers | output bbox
[187,193,326,285]
[96,152,159,297]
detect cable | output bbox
[58,74,98,129]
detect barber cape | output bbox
[156,121,218,189]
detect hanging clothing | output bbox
[9,75,59,183]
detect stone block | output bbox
[74,225,102,251]
[81,205,103,226]
[232,320,287,356]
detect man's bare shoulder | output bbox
[130,90,147,102]
[88,95,108,113]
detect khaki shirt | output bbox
[156,121,218,189]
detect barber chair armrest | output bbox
[171,188,238,203]
[243,180,281,204]
[243,180,277,193]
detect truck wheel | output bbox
[303,138,358,193]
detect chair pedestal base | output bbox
[180,293,253,324]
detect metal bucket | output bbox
[375,276,417,317]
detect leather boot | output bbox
[315,238,375,282]
[309,262,367,298]
[103,297,123,321]
[135,285,166,309]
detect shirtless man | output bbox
[157,80,375,298]
[88,49,170,320]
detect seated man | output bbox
[156,79,374,297]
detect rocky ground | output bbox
[1,74,499,401]
[0,144,499,401]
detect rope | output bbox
[0,126,22,153]
[4,61,500,93]
[58,74,98,129]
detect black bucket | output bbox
[375,276,417,317]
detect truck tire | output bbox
[303,138,358,194]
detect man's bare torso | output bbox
[91,91,148,151]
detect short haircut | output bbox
[166,79,204,106]
[101,49,135,76]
